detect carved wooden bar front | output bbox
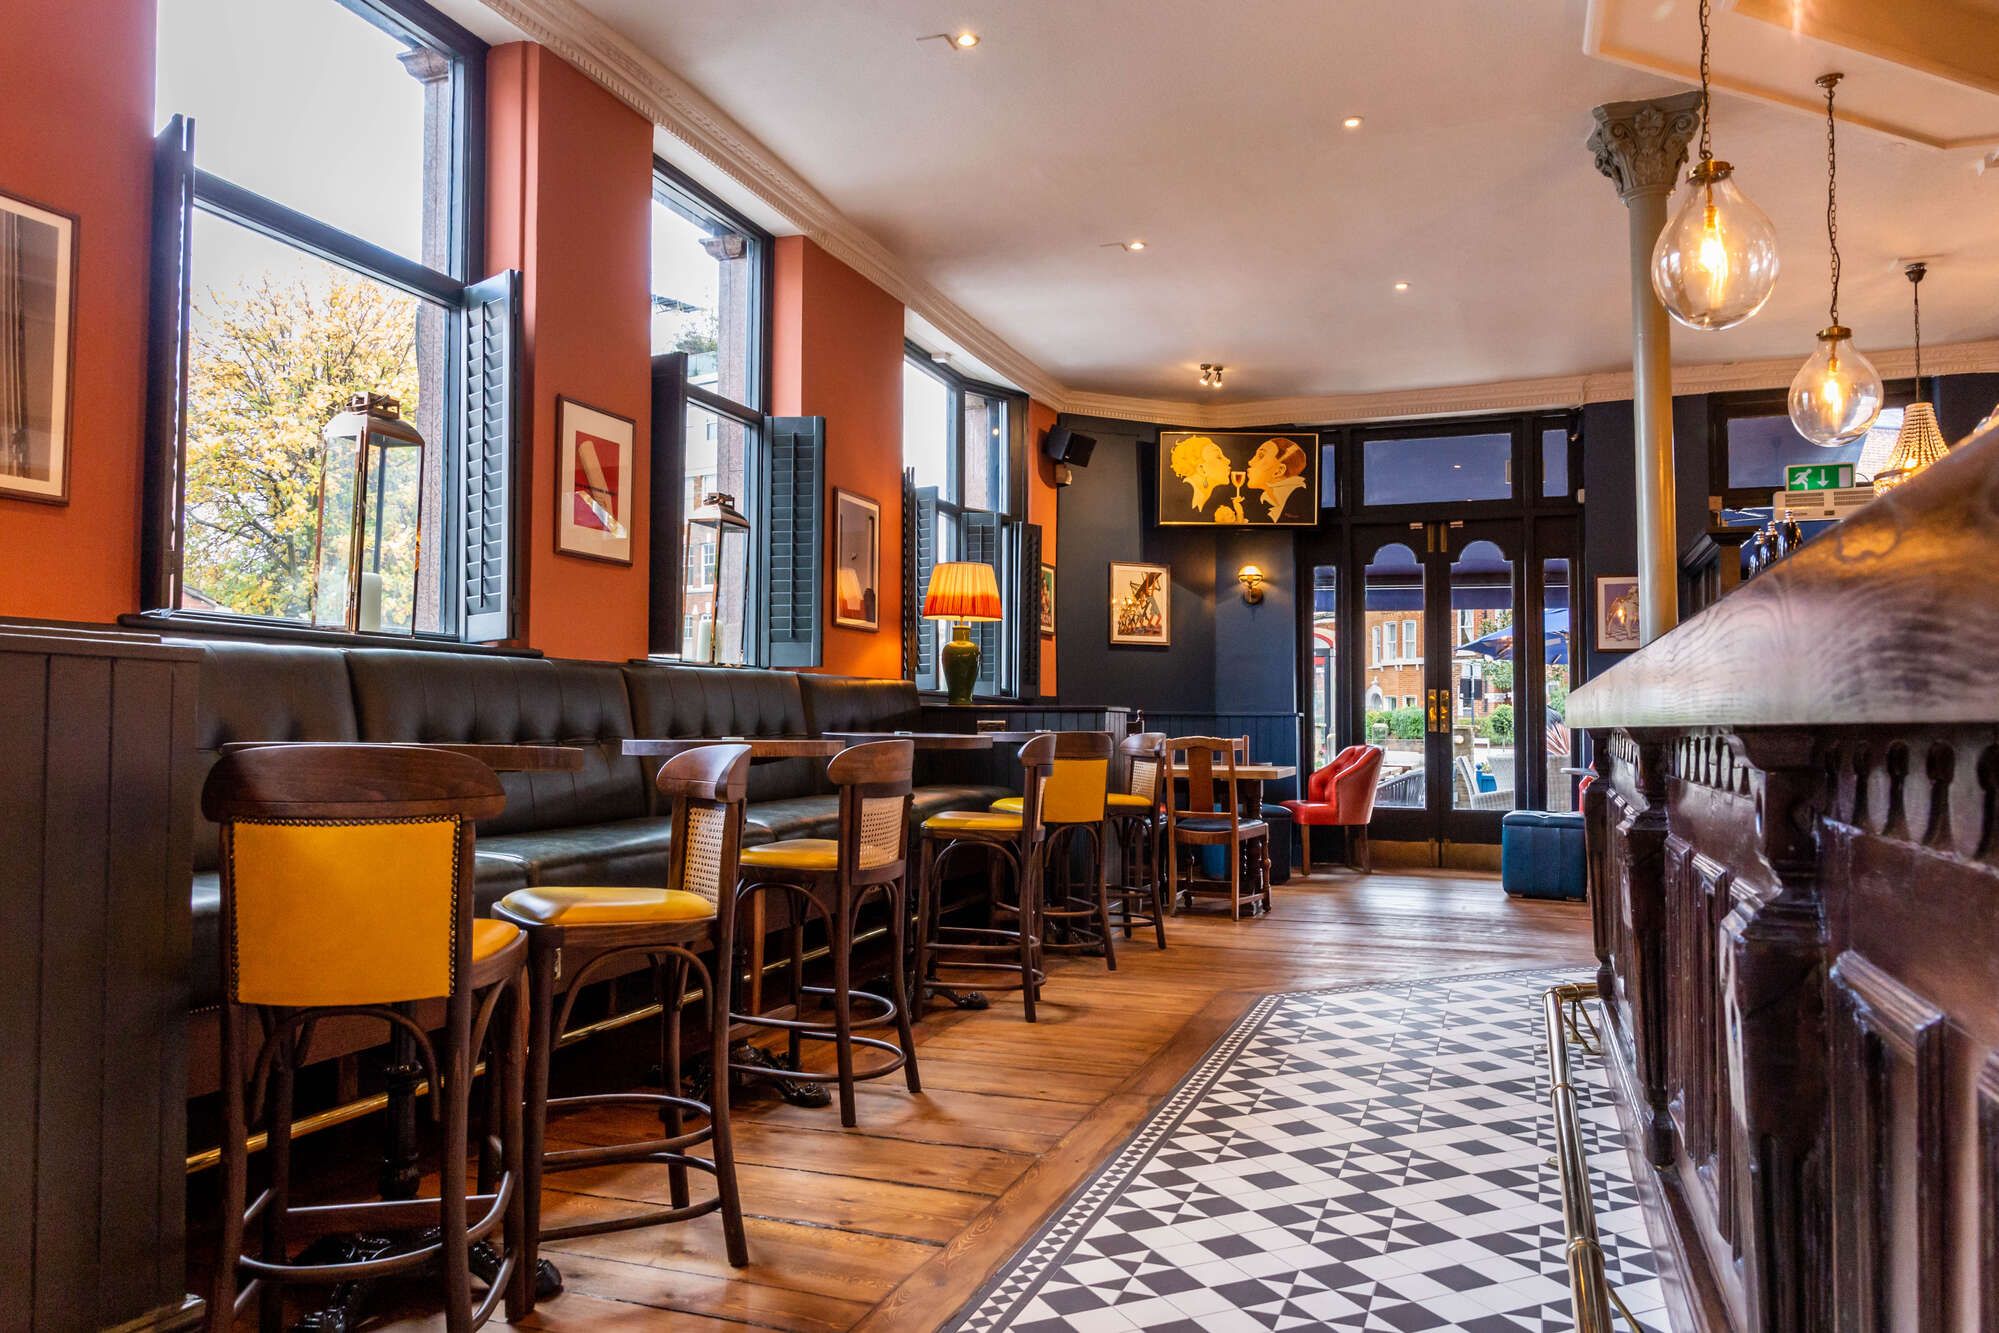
[1568,421,1999,1332]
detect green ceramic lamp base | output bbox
[940,623,980,705]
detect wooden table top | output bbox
[621,736,844,759]
[821,731,995,750]
[1170,762,1297,780]
[219,741,585,773]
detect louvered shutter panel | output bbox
[1018,522,1042,698]
[962,512,1003,694]
[911,484,940,690]
[765,416,824,668]
[458,270,520,642]
[141,116,196,611]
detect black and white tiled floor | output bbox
[948,970,1667,1332]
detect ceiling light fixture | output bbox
[1342,116,1364,130]
[1788,73,1882,448]
[1123,239,1146,252]
[1872,262,1950,493]
[919,30,981,50]
[1393,281,1410,292]
[1650,0,1780,332]
[1197,364,1225,389]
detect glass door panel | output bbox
[1447,539,1514,812]
[1309,564,1339,768]
[1361,539,1426,811]
[1541,556,1576,812]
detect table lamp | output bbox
[923,561,1003,705]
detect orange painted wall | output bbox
[1026,398,1060,696]
[770,236,906,678]
[0,0,154,622]
[486,43,654,662]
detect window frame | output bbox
[143,0,489,641]
[903,343,1029,697]
[1707,385,1920,512]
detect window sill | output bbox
[119,611,541,657]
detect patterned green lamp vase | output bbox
[923,562,1002,706]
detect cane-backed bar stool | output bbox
[915,733,1057,1021]
[494,745,751,1310]
[729,739,921,1128]
[1165,735,1273,920]
[988,731,1119,971]
[203,744,528,1333]
[1106,731,1169,949]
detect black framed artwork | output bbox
[1158,431,1319,526]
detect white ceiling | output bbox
[563,0,1999,406]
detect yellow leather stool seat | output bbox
[471,918,523,960]
[924,809,1023,834]
[1107,792,1155,812]
[989,795,1024,813]
[740,838,840,872]
[496,886,716,926]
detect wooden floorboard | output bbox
[374,869,1593,1331]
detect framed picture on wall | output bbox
[1596,575,1641,651]
[1110,561,1170,647]
[1157,431,1319,526]
[0,191,77,505]
[555,397,635,565]
[832,488,880,630]
[1039,563,1056,637]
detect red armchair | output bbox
[1281,745,1384,872]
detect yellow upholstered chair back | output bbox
[1034,731,1113,825]
[830,739,915,876]
[202,745,506,1008]
[661,744,752,905]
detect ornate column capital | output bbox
[1588,92,1702,203]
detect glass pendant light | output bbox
[1872,262,1950,494]
[1789,74,1883,448]
[1650,0,1780,331]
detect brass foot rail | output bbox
[1542,982,1640,1333]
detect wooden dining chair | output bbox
[1165,736,1272,920]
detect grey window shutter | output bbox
[1018,521,1042,699]
[962,511,1003,694]
[765,416,824,668]
[141,116,195,612]
[458,269,520,643]
[911,483,940,690]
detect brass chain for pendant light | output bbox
[1909,262,1925,384]
[1819,73,1842,327]
[1696,0,1713,165]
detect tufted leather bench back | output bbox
[180,640,362,872]
[345,650,644,835]
[623,663,816,802]
[798,675,921,735]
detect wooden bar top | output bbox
[821,731,995,749]
[621,736,843,759]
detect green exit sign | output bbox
[1785,462,1855,492]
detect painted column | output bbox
[1588,94,1699,644]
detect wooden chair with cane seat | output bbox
[493,744,751,1314]
[1165,735,1272,920]
[914,733,1059,1021]
[1106,731,1169,949]
[728,739,921,1128]
[989,731,1119,971]
[203,744,529,1333]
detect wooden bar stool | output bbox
[203,744,528,1333]
[493,745,752,1312]
[1106,731,1169,949]
[729,739,921,1128]
[1166,735,1273,920]
[989,731,1119,970]
[915,733,1057,1021]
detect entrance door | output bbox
[1332,519,1532,856]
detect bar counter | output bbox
[1567,421,1999,1331]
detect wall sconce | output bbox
[1237,564,1266,604]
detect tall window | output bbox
[902,350,1028,695]
[651,165,767,661]
[150,0,496,637]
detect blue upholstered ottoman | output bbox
[1500,810,1586,901]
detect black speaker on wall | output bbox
[1043,425,1097,468]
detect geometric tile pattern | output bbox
[946,970,1670,1332]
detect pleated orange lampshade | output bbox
[922,561,1003,622]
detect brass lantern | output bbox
[312,392,425,633]
[684,491,751,664]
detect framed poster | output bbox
[1157,431,1318,526]
[0,191,77,505]
[1110,561,1170,647]
[832,488,880,630]
[555,397,635,565]
[1039,563,1056,637]
[1596,576,1640,651]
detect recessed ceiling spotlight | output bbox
[1198,363,1225,389]
[918,30,982,50]
[1342,115,1364,130]
[1123,239,1147,252]
[1393,281,1410,292]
